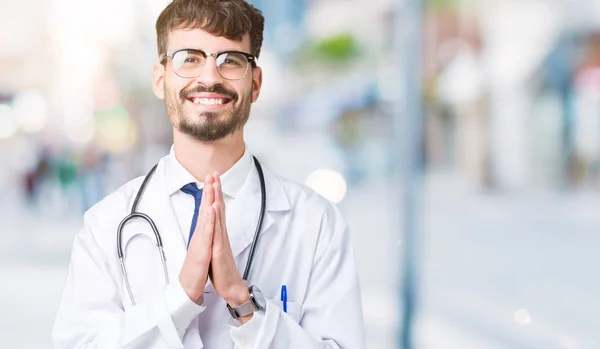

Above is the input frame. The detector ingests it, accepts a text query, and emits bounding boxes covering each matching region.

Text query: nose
[193,55,224,88]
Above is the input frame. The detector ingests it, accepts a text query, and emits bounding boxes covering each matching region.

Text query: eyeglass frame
[159,48,257,81]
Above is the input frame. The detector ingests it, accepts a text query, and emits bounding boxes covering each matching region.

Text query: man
[53,0,365,348]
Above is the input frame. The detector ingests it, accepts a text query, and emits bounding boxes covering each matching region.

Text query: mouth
[185,94,234,108]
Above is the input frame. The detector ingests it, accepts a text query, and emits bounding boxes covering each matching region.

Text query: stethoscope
[117,156,267,305]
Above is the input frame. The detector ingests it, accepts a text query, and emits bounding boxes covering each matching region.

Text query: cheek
[240,79,256,99]
[165,74,188,97]
[165,83,183,102]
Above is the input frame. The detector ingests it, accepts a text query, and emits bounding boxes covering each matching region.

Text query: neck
[173,130,245,182]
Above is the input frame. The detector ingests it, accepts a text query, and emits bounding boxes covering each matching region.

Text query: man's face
[152,28,262,142]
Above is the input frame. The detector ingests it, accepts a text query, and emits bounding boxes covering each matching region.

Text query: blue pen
[280,285,287,313]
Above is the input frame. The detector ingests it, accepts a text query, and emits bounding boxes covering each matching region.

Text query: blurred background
[1,0,599,347]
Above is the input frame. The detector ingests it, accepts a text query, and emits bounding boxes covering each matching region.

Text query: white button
[238,337,247,347]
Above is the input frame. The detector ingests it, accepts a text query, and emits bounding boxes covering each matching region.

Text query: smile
[191,97,226,105]
[185,93,234,107]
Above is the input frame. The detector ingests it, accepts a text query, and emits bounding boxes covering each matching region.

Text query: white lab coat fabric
[53,154,366,349]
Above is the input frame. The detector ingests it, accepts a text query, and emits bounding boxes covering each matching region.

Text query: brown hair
[156,0,264,59]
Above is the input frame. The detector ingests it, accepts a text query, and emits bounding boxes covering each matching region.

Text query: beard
[165,83,251,142]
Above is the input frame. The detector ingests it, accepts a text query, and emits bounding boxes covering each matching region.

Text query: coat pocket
[269,298,302,324]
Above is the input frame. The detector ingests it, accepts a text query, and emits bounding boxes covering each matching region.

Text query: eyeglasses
[160,48,256,81]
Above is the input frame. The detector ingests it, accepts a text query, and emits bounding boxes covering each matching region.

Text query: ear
[152,62,166,100]
[251,65,263,103]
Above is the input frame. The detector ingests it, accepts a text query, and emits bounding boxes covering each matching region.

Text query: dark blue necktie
[181,183,203,248]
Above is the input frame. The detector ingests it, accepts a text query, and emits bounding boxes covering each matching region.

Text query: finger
[191,192,210,248]
[199,181,215,222]
[212,173,222,203]
[197,177,209,220]
[212,174,226,223]
[194,176,215,247]
[205,175,215,206]
[191,206,215,260]
[212,181,225,218]
[214,203,232,260]
[212,202,223,251]
[217,198,231,245]
[204,206,215,242]
[211,174,229,244]
[204,208,215,288]
[201,174,215,200]
[213,172,221,186]
[206,174,215,186]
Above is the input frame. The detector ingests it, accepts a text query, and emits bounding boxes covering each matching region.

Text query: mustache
[180,84,237,101]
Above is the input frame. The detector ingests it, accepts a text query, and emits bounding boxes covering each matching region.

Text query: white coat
[52,153,366,349]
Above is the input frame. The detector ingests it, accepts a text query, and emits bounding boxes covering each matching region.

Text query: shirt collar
[165,145,252,199]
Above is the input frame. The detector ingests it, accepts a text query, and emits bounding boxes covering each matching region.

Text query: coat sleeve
[52,215,205,349]
[229,204,366,349]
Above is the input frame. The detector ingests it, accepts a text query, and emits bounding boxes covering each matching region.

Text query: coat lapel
[227,164,291,259]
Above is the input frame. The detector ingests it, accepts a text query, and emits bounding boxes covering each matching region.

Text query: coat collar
[165,145,253,200]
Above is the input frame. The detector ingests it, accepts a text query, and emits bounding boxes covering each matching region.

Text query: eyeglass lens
[171,50,250,80]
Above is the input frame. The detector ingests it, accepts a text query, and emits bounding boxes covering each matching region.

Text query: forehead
[167,28,251,53]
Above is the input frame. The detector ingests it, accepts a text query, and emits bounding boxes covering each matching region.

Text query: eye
[224,58,242,66]
[217,52,248,68]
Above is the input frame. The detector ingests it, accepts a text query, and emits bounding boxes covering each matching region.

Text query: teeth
[192,98,224,105]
